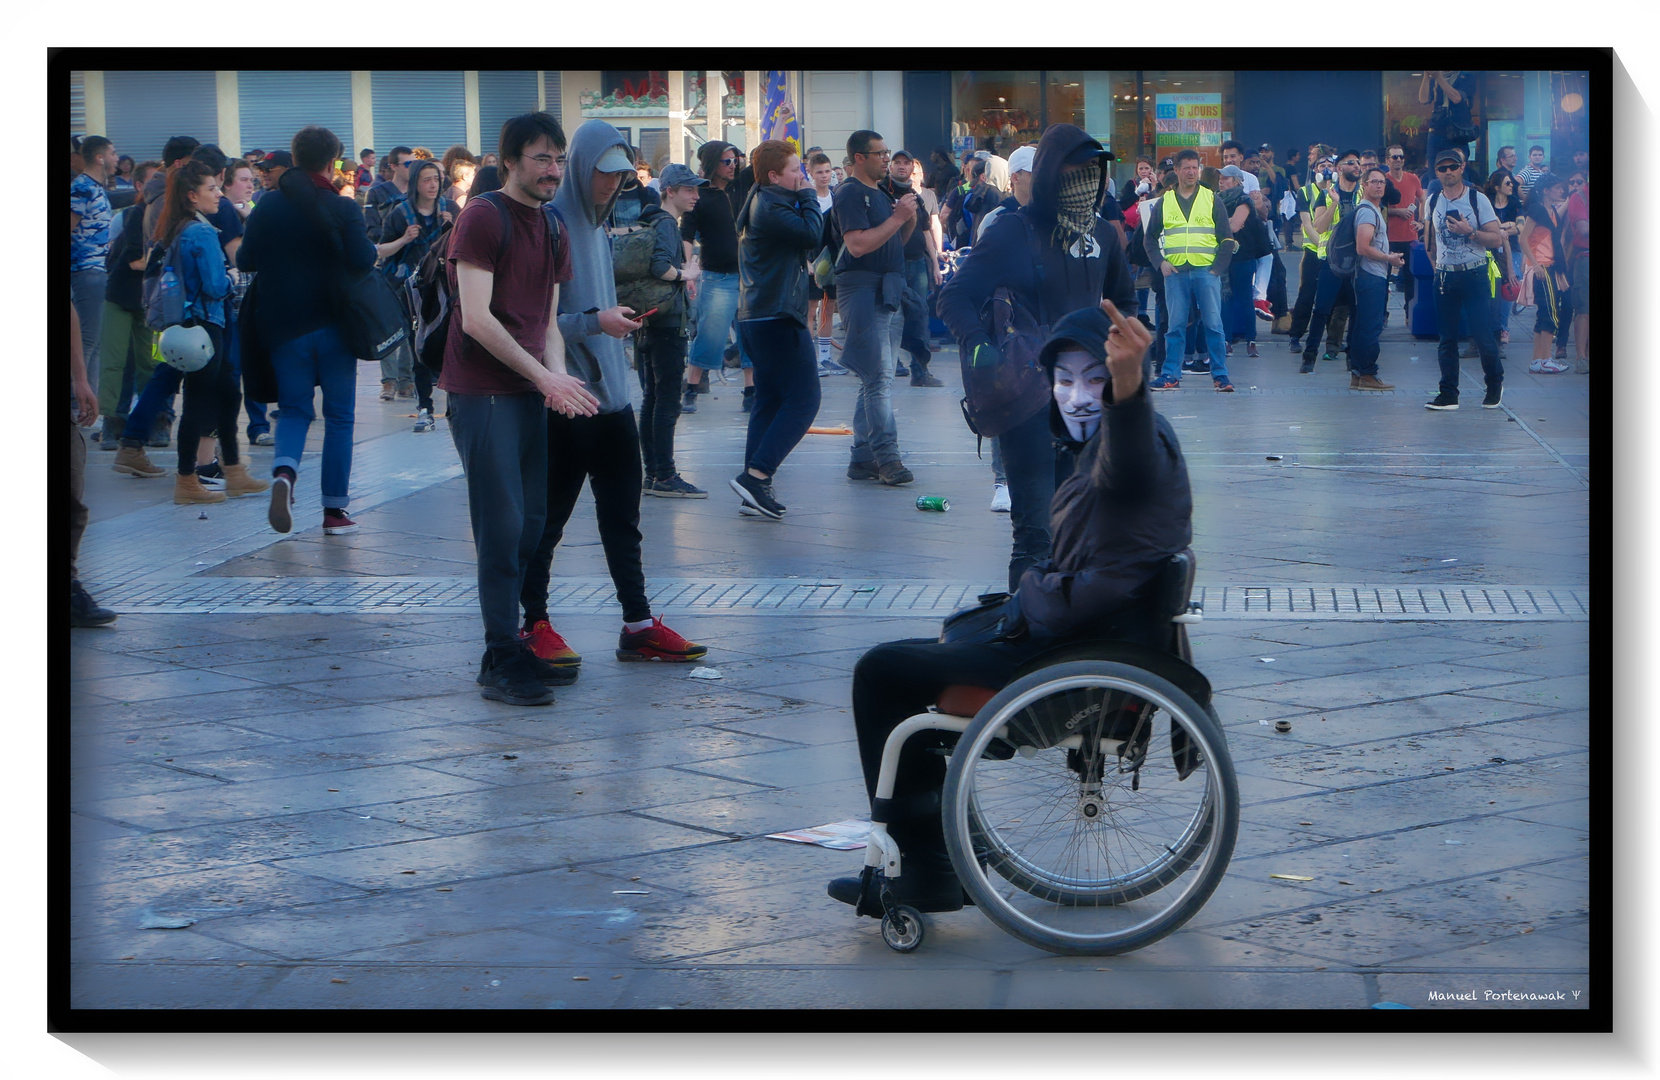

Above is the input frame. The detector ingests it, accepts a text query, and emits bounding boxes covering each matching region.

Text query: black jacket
[680,179,743,273]
[938,124,1137,350]
[237,169,377,348]
[1017,306,1193,640]
[736,183,824,327]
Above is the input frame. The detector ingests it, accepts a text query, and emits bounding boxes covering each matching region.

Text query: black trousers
[521,407,651,625]
[1268,249,1289,317]
[1289,249,1323,340]
[852,636,1050,855]
[174,323,241,475]
[636,325,688,481]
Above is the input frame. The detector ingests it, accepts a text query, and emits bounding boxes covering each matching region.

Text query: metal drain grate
[87,577,1590,621]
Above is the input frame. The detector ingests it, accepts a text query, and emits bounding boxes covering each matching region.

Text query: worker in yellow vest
[1143,148,1239,391]
[1298,149,1364,374]
[1287,162,1332,348]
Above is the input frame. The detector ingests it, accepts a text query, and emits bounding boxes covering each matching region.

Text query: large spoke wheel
[942,661,1238,956]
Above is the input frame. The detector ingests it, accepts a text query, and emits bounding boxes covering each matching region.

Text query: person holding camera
[1423,149,1505,410]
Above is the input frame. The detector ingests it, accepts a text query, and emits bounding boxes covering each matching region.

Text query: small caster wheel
[881,904,925,952]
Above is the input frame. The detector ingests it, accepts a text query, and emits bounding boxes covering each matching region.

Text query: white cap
[1007,145,1036,176]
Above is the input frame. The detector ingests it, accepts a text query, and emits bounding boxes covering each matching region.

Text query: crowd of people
[68,103,1591,710]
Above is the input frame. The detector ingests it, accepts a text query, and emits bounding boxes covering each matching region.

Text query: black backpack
[957,212,1054,440]
[1325,190,1362,277]
[611,206,680,327]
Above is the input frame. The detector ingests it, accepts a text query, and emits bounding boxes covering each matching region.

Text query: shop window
[1142,71,1235,170]
[952,71,1044,156]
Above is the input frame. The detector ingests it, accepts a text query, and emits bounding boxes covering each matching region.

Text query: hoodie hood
[1027,124,1110,232]
[554,120,631,227]
[1039,305,1114,444]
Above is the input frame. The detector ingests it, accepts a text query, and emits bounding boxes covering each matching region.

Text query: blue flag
[761,70,800,154]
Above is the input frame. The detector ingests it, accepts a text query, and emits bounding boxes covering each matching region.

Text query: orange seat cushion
[936,684,997,718]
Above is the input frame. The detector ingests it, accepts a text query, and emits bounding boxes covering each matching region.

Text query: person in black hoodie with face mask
[829,299,1191,915]
[938,124,1138,595]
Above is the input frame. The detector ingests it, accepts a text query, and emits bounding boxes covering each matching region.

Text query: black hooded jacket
[938,124,1137,350]
[1016,305,1193,640]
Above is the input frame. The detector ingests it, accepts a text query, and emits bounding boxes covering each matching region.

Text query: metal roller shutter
[545,71,561,119]
[103,70,218,163]
[238,71,354,159]
[476,70,538,154]
[70,70,85,137]
[371,71,466,154]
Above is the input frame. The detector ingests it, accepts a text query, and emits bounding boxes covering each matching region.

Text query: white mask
[1052,349,1106,442]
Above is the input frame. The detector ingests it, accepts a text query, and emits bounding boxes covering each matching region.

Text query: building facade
[69,67,1591,183]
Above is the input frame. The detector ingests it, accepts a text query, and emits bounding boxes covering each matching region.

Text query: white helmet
[159,323,215,372]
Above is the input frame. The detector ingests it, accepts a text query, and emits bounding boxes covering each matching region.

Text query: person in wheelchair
[830,299,1192,914]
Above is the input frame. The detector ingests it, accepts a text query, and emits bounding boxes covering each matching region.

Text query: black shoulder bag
[295,180,408,361]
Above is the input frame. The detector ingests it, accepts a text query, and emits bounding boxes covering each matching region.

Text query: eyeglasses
[1435,163,1462,172]
[1388,154,1405,160]
[857,149,892,159]
[1338,160,1359,168]
[526,153,568,167]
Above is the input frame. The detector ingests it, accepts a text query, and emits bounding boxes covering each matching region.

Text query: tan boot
[1354,374,1395,390]
[380,380,397,401]
[222,463,270,498]
[174,472,227,505]
[112,444,168,478]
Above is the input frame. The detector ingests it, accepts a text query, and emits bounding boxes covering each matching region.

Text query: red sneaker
[519,619,581,668]
[616,616,708,663]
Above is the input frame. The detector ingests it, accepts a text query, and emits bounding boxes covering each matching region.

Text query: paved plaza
[66,276,1595,1012]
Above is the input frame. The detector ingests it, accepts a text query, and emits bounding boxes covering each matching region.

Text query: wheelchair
[856,549,1239,956]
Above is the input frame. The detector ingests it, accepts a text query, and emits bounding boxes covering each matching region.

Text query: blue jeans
[739,318,821,477]
[121,362,183,446]
[1160,270,1228,383]
[1349,272,1388,377]
[688,270,751,372]
[1227,262,1256,342]
[1434,267,1502,399]
[838,282,901,467]
[222,313,269,439]
[272,325,358,509]
[71,269,108,404]
[994,405,1076,592]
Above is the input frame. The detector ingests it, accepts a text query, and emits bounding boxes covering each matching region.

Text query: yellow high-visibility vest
[1316,182,1359,259]
[1159,186,1218,267]
[1300,183,1321,252]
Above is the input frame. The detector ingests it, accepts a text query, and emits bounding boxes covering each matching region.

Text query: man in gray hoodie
[519,120,708,665]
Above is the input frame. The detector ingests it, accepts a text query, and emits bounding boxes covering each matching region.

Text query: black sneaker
[894,361,910,378]
[730,472,785,519]
[1425,393,1460,411]
[1298,359,1316,374]
[196,459,224,487]
[847,461,881,481]
[1190,359,1211,375]
[740,386,755,413]
[1181,356,1199,373]
[1482,385,1503,409]
[70,580,117,627]
[477,648,555,705]
[680,388,698,414]
[649,474,708,499]
[1288,338,1302,352]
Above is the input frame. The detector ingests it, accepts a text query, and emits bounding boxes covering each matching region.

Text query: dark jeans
[853,636,1047,854]
[1227,261,1256,342]
[449,392,549,651]
[900,257,933,360]
[522,407,651,626]
[1434,266,1502,399]
[1301,264,1357,363]
[224,315,269,439]
[636,325,688,481]
[120,362,183,449]
[994,405,1076,593]
[1349,272,1388,377]
[1289,249,1323,340]
[739,318,821,478]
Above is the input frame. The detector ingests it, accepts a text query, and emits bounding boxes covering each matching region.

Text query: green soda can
[915,495,950,512]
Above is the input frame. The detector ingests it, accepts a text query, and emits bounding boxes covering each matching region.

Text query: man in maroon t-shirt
[442,112,600,707]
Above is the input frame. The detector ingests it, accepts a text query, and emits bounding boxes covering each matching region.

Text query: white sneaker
[990,483,1011,513]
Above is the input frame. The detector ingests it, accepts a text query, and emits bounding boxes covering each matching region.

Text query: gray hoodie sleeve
[557,310,603,347]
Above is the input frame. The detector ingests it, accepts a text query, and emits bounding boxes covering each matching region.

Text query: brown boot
[174,472,227,505]
[380,380,397,401]
[112,444,168,478]
[222,463,270,497]
[1353,374,1395,391]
